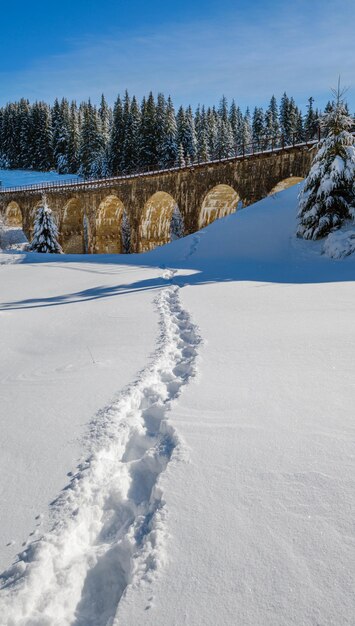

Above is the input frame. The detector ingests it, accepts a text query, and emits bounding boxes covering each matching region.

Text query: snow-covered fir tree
[265,95,280,140]
[304,97,319,140]
[298,90,355,240]
[78,101,105,178]
[29,199,63,253]
[122,95,141,173]
[107,95,124,176]
[242,108,252,149]
[140,92,157,169]
[216,118,234,158]
[0,90,331,176]
[252,107,265,148]
[177,143,186,167]
[160,96,178,167]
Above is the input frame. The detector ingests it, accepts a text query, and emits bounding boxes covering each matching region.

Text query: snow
[323,223,355,259]
[1,183,355,625]
[0,169,80,189]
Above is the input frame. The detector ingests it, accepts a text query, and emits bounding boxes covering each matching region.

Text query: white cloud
[0,2,354,111]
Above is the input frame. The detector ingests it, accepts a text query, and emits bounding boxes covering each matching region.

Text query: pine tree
[216,118,234,158]
[252,107,265,149]
[140,92,157,169]
[68,101,80,173]
[184,106,197,162]
[155,93,167,166]
[304,97,319,140]
[177,143,186,167]
[160,96,178,167]
[30,102,53,170]
[206,107,218,159]
[298,89,355,240]
[196,105,210,162]
[78,101,105,178]
[265,95,279,143]
[242,108,252,150]
[30,199,62,253]
[279,92,293,144]
[18,99,32,168]
[122,95,141,173]
[107,95,124,176]
[52,98,71,173]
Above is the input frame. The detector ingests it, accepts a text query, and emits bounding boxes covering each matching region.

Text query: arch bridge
[0,142,314,254]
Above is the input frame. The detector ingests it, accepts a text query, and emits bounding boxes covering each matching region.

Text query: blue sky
[1,0,354,112]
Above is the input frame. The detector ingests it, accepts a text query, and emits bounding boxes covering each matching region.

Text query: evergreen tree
[186,106,197,162]
[68,101,80,173]
[107,94,124,175]
[18,99,32,168]
[140,92,157,169]
[279,92,292,143]
[265,95,279,142]
[252,106,265,148]
[177,143,186,167]
[218,95,229,124]
[295,107,304,142]
[207,107,219,158]
[216,118,234,158]
[78,101,105,178]
[98,93,111,147]
[52,98,71,173]
[30,102,53,170]
[160,96,178,167]
[242,108,252,149]
[304,96,319,139]
[30,199,62,253]
[155,92,167,165]
[298,91,355,240]
[196,105,210,162]
[122,95,141,173]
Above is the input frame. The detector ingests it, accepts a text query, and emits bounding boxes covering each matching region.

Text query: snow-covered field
[0,184,354,625]
[0,169,80,189]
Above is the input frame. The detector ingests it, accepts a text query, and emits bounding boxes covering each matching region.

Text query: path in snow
[0,263,200,626]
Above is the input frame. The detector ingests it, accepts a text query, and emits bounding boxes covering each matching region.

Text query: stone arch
[268,177,304,196]
[5,201,23,227]
[199,184,240,229]
[60,197,85,254]
[138,191,179,252]
[95,194,125,253]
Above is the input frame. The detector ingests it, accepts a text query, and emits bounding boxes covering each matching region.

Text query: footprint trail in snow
[0,254,200,626]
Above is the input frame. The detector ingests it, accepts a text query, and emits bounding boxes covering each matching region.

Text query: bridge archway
[61,198,85,254]
[199,184,240,229]
[96,195,125,253]
[5,201,23,227]
[268,177,304,196]
[138,191,179,252]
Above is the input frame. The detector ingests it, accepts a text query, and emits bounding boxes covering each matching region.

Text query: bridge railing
[0,127,342,196]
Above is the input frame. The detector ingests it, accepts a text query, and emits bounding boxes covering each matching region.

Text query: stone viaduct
[0,142,314,254]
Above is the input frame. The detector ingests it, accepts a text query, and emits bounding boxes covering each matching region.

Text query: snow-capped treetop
[297,91,355,240]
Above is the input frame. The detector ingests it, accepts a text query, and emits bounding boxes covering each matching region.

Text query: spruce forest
[0,92,323,179]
